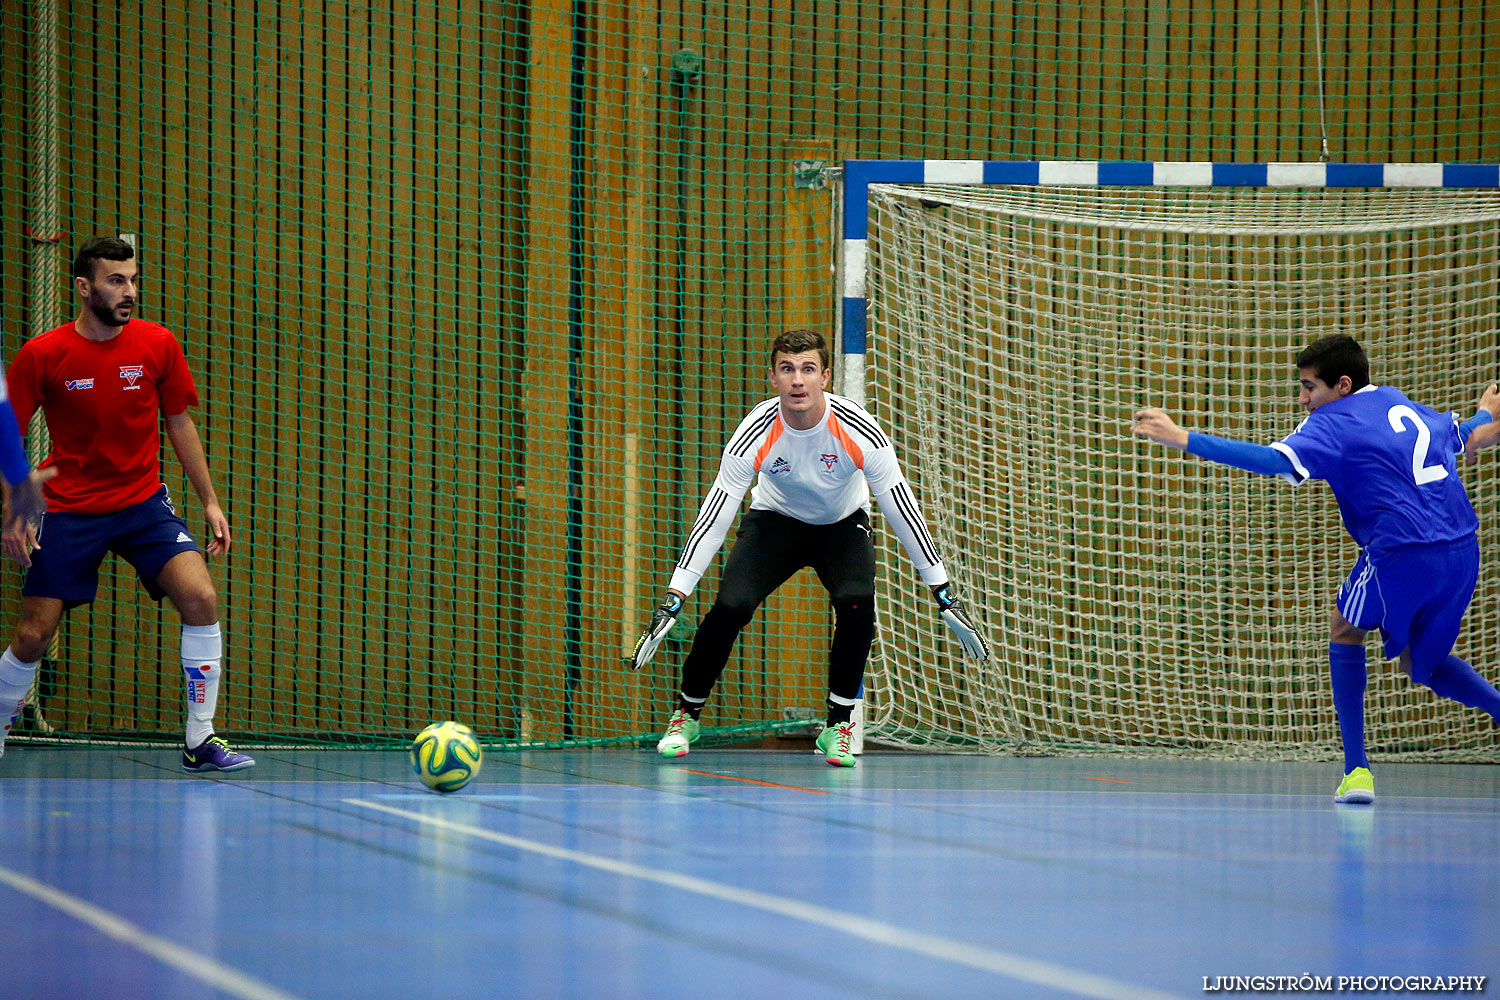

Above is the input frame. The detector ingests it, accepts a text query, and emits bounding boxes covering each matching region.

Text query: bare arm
[1,468,57,567]
[1130,408,1190,450]
[164,410,230,556]
[1480,383,1500,419]
[1465,423,1500,465]
[1463,384,1500,466]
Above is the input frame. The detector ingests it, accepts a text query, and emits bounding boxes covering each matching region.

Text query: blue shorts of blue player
[1335,538,1478,685]
[22,486,200,609]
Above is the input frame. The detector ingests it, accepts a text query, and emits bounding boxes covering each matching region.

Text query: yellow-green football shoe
[1335,766,1374,804]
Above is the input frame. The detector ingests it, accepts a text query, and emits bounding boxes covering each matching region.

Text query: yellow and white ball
[410,721,483,792]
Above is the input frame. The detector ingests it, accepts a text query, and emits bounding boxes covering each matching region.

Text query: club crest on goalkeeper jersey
[1269,384,1477,554]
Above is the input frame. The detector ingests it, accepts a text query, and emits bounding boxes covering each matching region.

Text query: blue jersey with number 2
[1269,384,1477,554]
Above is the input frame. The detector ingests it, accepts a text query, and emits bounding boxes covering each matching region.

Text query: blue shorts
[1336,539,1479,682]
[24,487,201,610]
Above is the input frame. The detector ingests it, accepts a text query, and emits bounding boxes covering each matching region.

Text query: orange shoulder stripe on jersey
[826,411,865,467]
[753,415,786,471]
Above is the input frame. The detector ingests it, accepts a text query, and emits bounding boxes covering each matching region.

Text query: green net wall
[1,0,1497,748]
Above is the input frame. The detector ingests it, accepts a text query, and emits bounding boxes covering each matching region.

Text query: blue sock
[1329,642,1369,773]
[1424,656,1500,723]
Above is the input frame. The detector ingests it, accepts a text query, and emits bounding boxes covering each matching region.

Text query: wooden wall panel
[616,0,667,737]
[330,0,374,734]
[522,0,575,743]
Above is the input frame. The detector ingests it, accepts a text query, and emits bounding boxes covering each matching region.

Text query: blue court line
[346,797,1184,1000]
[0,863,306,1000]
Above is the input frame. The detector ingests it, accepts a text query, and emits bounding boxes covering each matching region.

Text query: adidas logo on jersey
[175,532,192,543]
[768,457,792,476]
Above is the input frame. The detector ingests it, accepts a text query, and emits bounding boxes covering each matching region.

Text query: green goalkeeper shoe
[815,721,857,767]
[1335,766,1375,804]
[656,709,700,758]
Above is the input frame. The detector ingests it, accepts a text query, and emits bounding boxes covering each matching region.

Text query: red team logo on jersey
[821,453,839,470]
[119,365,145,389]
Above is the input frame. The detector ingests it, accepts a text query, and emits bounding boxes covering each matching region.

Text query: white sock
[0,646,41,754]
[181,623,223,748]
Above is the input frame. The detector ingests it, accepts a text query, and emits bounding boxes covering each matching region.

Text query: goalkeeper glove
[932,582,989,662]
[630,592,683,670]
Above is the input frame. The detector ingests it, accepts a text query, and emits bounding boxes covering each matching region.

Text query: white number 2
[1387,404,1449,485]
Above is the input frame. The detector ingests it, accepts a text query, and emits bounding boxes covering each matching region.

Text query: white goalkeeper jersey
[667,394,948,596]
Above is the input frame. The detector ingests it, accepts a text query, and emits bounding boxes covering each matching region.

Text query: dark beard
[88,299,128,328]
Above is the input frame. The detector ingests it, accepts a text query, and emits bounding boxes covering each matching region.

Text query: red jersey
[7,319,200,513]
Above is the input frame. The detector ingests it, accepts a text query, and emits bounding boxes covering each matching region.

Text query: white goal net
[861,182,1500,760]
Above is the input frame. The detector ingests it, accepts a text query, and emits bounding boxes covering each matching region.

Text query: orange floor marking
[678,769,831,795]
[1083,776,1137,784]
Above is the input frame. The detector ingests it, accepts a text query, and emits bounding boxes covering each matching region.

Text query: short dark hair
[72,235,135,280]
[770,328,830,371]
[1296,334,1369,391]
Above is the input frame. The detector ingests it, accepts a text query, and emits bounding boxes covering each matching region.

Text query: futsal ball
[410,721,483,792]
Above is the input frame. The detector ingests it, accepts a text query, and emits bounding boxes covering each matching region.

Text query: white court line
[0,863,306,1000]
[347,798,1184,1000]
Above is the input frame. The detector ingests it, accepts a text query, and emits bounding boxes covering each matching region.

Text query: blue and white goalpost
[837,160,1500,759]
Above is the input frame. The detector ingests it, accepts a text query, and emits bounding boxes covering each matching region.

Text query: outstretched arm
[1130,408,1189,450]
[1132,408,1294,477]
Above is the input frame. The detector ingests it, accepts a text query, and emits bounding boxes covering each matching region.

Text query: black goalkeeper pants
[679,508,877,705]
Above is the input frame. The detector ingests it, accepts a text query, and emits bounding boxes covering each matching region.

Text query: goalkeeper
[630,328,987,767]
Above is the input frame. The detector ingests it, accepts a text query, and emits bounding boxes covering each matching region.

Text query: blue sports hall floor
[1,744,1496,999]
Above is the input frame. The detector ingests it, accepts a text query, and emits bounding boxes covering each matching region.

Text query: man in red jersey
[0,235,252,771]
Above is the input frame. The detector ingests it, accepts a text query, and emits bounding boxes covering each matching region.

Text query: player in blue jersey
[0,378,53,752]
[0,385,49,532]
[1132,334,1500,804]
